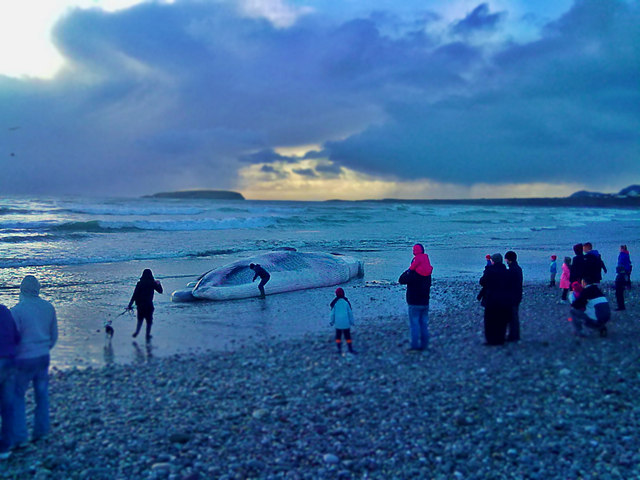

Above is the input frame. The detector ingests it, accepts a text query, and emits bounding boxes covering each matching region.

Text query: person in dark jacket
[479,253,513,346]
[582,242,607,283]
[505,251,523,342]
[249,264,271,298]
[127,269,163,340]
[0,305,20,458]
[617,245,632,288]
[614,266,626,311]
[569,243,586,283]
[398,245,432,351]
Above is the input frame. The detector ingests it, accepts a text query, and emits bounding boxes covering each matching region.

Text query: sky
[0,0,638,200]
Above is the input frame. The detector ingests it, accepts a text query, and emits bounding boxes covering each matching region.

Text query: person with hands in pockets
[330,288,356,354]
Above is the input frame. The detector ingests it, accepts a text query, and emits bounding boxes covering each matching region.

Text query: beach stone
[252,408,269,419]
[323,453,340,464]
[169,433,191,444]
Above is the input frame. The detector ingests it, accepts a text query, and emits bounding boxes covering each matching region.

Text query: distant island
[144,190,245,200]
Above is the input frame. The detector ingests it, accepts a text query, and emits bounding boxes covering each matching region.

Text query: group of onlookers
[554,243,631,337]
[477,251,523,345]
[0,276,58,459]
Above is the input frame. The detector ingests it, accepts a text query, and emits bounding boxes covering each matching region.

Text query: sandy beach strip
[2,280,639,479]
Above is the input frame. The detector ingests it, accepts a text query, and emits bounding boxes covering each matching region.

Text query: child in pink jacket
[559,256,571,302]
[409,244,433,277]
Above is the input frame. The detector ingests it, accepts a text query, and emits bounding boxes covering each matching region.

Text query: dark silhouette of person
[249,264,270,298]
[505,250,523,342]
[570,243,586,283]
[127,269,162,341]
[479,253,513,345]
[583,242,607,283]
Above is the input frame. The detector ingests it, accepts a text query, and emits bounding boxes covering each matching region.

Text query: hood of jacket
[20,275,41,298]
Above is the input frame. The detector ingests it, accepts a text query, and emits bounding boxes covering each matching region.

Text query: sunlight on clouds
[239,0,313,28]
[0,0,161,78]
[274,144,322,157]
[238,157,583,201]
[239,160,399,201]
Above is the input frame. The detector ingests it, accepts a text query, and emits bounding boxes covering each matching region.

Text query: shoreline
[4,280,640,478]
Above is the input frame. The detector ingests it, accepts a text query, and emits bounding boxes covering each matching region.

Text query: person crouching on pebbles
[569,277,611,337]
[330,288,356,354]
[249,263,270,298]
[127,269,163,341]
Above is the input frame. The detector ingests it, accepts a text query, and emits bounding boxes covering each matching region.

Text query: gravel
[2,280,639,479]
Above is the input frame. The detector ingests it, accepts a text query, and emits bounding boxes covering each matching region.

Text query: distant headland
[372,185,640,207]
[144,190,245,200]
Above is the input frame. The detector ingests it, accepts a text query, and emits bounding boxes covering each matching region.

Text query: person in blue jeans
[0,305,20,459]
[10,276,58,446]
[398,244,433,351]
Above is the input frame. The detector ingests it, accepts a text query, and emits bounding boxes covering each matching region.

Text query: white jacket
[330,298,354,329]
[11,276,58,360]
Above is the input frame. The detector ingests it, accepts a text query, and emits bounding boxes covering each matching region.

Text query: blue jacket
[0,305,20,359]
[330,298,354,329]
[618,251,631,272]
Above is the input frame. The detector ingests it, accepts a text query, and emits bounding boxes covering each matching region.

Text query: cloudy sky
[1,0,638,200]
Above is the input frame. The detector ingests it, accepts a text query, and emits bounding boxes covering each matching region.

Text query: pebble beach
[2,279,639,480]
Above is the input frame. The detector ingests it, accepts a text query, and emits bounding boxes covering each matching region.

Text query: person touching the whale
[250,263,271,298]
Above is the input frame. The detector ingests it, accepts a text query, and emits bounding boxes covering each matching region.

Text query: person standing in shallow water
[479,253,512,346]
[398,244,433,351]
[249,263,270,298]
[11,275,58,446]
[127,269,163,341]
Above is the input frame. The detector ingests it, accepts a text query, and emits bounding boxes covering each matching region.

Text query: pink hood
[410,244,433,276]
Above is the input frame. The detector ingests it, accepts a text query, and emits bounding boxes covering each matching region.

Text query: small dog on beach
[104,318,114,340]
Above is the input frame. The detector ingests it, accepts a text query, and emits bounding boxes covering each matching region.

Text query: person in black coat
[570,243,586,283]
[249,264,271,298]
[583,242,607,283]
[127,269,163,340]
[505,251,523,342]
[479,253,513,345]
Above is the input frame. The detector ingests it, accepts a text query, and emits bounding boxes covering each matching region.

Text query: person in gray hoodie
[0,305,20,458]
[10,276,58,445]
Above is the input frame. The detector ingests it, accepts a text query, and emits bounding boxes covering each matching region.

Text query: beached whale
[171,250,364,302]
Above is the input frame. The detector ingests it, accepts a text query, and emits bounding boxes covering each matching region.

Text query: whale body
[171,250,364,302]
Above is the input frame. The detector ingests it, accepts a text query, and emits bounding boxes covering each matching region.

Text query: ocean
[1,195,638,368]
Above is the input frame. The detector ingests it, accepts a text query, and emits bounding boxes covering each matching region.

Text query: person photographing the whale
[250,263,271,298]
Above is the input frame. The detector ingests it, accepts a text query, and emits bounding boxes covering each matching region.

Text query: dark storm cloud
[292,168,317,177]
[260,164,288,179]
[451,3,506,35]
[239,149,298,164]
[315,162,343,176]
[0,0,637,195]
[327,0,640,187]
